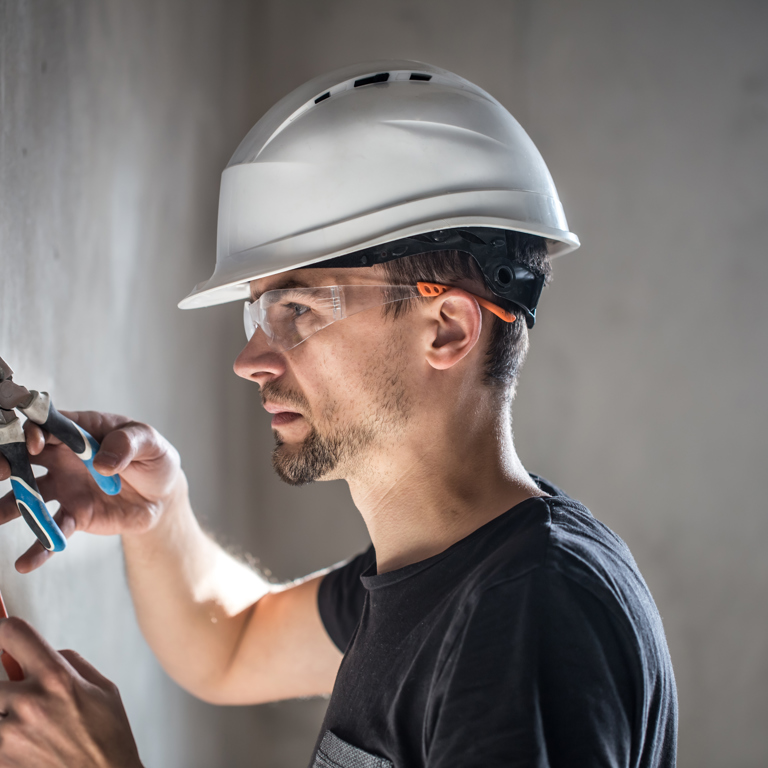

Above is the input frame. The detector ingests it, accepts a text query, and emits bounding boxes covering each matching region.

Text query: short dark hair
[378,232,551,393]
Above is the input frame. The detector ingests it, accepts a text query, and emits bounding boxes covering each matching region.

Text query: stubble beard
[271,420,376,486]
[265,341,412,486]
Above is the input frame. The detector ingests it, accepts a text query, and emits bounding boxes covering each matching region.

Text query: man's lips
[263,402,301,414]
[271,412,303,427]
[263,403,304,427]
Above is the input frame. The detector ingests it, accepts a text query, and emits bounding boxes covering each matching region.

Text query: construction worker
[0,61,677,767]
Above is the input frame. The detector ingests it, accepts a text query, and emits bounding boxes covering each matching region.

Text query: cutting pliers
[0,356,121,552]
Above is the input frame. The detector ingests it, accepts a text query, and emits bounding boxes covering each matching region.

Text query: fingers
[58,650,114,690]
[0,423,52,480]
[24,410,135,467]
[0,489,21,526]
[92,427,136,476]
[14,412,178,493]
[0,633,141,768]
[92,422,154,476]
[57,410,132,443]
[14,510,76,575]
[0,618,63,682]
[10,412,133,466]
[92,421,176,478]
[0,678,33,714]
[22,421,57,456]
[0,627,107,691]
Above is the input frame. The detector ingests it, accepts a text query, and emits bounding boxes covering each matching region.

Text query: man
[0,61,677,767]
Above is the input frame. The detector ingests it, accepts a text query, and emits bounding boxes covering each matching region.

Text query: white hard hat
[179,60,579,323]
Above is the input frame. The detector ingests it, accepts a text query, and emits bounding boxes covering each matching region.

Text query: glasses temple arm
[416,282,516,324]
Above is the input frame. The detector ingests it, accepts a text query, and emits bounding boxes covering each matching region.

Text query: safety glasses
[243,282,515,351]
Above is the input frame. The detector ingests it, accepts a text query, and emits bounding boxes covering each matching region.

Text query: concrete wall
[0,2,273,765]
[2,1,766,766]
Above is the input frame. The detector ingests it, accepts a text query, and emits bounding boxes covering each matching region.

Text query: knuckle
[56,512,77,537]
[133,422,166,457]
[14,696,38,720]
[41,665,75,695]
[103,678,120,697]
[12,686,46,721]
[135,421,159,447]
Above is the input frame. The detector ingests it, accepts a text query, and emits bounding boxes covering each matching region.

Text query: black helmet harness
[308,227,547,328]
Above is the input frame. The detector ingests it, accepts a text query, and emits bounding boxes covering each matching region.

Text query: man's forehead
[249,265,382,300]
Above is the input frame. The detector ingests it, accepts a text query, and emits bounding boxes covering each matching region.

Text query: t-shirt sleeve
[425,568,636,768]
[317,546,375,653]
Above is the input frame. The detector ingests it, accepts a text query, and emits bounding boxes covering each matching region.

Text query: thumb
[92,422,160,476]
[59,649,114,690]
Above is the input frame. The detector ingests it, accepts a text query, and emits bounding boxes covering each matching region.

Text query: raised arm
[121,476,342,703]
[0,413,342,704]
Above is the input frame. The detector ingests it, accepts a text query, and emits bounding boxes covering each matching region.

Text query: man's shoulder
[452,482,673,681]
[468,484,627,582]
[462,484,653,633]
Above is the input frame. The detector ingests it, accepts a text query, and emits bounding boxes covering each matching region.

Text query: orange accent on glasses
[417,282,516,323]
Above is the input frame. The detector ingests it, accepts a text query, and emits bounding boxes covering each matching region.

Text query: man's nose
[233,331,286,384]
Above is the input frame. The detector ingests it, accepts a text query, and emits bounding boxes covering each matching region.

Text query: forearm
[121,472,271,700]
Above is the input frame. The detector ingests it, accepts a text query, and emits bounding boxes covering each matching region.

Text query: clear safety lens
[243,284,422,350]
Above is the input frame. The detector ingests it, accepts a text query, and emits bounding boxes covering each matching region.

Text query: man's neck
[345,404,547,575]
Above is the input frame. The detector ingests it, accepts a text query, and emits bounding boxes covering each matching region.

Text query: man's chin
[271,429,341,486]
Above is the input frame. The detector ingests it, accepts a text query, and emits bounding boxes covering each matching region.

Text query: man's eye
[285,302,311,318]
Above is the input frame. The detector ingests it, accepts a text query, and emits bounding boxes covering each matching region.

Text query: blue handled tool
[0,416,67,552]
[0,356,121,552]
[18,391,121,497]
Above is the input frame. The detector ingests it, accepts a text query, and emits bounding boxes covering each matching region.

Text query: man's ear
[424,289,483,371]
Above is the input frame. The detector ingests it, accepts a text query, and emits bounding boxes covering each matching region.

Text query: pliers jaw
[0,356,13,382]
[0,355,122,554]
[0,406,21,433]
[0,355,68,552]
[0,357,33,451]
[0,356,25,440]
[0,356,34,412]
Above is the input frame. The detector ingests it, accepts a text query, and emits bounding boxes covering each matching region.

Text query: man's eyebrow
[251,277,314,302]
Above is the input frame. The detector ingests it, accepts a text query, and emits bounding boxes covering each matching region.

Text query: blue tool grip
[79,431,121,496]
[0,441,66,552]
[28,397,122,496]
[9,477,67,552]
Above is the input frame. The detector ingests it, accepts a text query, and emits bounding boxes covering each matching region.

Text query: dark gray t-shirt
[313,477,677,768]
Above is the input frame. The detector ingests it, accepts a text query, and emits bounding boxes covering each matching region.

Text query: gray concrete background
[1,1,767,766]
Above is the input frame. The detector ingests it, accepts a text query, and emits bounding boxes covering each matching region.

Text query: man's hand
[0,411,184,572]
[0,618,143,768]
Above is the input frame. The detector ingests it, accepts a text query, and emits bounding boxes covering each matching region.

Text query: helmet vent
[354,72,390,87]
[314,91,331,104]
[409,73,432,81]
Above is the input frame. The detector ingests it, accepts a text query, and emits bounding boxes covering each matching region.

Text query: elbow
[169,602,263,705]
